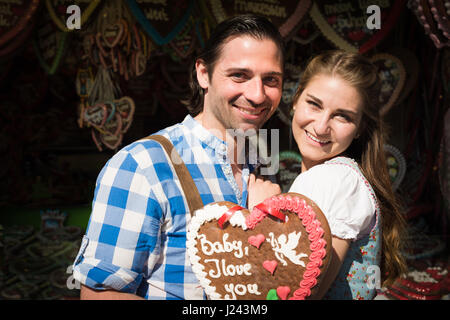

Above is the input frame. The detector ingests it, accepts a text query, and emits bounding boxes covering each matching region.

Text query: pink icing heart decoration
[248,234,265,249]
[277,286,291,300]
[309,0,406,53]
[187,193,332,300]
[263,260,278,275]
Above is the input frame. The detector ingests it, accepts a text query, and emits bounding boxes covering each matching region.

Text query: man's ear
[196,60,209,89]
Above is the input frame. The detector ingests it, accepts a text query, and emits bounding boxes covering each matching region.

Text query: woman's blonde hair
[293,50,407,286]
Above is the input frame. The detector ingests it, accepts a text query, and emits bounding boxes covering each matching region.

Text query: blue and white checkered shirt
[73,115,256,299]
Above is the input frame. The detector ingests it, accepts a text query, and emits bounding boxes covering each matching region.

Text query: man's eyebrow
[225,68,283,77]
[265,71,283,77]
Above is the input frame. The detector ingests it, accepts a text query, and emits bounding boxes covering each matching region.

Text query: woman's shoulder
[289,156,376,212]
[294,157,361,185]
[289,157,378,240]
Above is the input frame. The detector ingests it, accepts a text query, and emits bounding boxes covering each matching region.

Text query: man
[73,14,284,300]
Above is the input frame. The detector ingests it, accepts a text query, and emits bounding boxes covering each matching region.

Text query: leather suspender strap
[144,134,203,215]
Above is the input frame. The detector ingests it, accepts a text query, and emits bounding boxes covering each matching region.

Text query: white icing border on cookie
[187,203,248,299]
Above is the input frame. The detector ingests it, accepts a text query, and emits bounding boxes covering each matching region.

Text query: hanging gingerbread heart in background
[125,0,195,45]
[309,0,406,53]
[79,1,151,81]
[370,53,406,116]
[45,0,101,32]
[293,15,321,45]
[386,47,419,105]
[83,96,135,151]
[83,103,107,129]
[429,0,450,39]
[114,96,135,133]
[0,0,40,59]
[33,10,68,75]
[100,112,123,150]
[408,0,450,49]
[276,59,302,126]
[77,66,137,151]
[204,0,311,39]
[275,151,303,193]
[275,39,312,127]
[384,144,407,191]
[0,0,40,47]
[187,193,332,300]
[166,17,198,61]
[102,22,124,48]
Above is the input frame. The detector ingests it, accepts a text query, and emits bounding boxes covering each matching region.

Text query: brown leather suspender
[144,135,204,215]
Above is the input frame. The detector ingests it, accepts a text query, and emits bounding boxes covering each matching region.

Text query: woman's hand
[247,174,281,211]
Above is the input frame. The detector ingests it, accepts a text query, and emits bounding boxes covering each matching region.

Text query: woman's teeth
[306,131,330,144]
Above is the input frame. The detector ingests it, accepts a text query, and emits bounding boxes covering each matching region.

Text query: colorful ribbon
[218,205,244,229]
[254,203,286,222]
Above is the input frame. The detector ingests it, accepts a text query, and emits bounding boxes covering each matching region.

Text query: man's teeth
[306,131,330,144]
[238,107,262,115]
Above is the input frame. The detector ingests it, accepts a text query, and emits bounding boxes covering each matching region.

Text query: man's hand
[247,174,281,211]
[80,285,145,300]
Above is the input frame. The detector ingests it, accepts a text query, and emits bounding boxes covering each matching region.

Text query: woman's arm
[314,236,351,299]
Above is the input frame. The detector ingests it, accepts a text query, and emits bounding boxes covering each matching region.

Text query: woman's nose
[244,78,266,105]
[314,113,331,135]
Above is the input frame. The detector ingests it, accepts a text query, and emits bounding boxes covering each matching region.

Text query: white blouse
[289,157,377,241]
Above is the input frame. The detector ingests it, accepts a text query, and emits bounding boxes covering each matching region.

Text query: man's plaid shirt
[73,115,256,299]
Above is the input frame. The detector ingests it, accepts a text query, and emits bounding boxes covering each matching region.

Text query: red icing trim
[218,205,244,229]
[247,195,328,300]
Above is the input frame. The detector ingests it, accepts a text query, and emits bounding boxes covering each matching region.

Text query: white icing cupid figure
[267,231,308,266]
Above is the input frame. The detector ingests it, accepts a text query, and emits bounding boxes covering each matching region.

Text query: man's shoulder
[116,121,190,167]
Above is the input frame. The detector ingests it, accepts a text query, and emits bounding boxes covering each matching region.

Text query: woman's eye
[335,113,352,122]
[307,100,321,108]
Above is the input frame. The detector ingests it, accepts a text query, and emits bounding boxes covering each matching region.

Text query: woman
[249,50,407,299]
[288,50,407,299]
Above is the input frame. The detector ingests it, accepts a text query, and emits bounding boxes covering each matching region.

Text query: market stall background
[0,0,448,300]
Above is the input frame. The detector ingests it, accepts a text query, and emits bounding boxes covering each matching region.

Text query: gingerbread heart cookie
[204,0,311,39]
[309,0,406,53]
[187,193,332,300]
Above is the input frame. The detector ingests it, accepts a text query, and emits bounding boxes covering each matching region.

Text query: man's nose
[244,78,266,105]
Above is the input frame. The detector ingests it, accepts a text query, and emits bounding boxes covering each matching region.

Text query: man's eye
[231,73,246,80]
[264,77,280,87]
